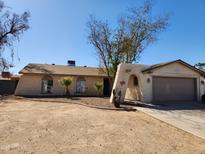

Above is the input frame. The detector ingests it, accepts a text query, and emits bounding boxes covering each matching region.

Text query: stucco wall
[110,62,204,103]
[15,74,104,96]
[110,63,145,103]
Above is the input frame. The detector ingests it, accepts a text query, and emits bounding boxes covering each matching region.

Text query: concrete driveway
[134,102,205,140]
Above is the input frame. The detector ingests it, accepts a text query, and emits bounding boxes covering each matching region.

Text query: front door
[76,80,86,93]
[103,78,110,96]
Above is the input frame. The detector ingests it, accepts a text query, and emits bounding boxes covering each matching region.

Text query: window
[76,77,86,93]
[41,76,53,94]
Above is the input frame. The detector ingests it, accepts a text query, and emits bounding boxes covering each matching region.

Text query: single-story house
[110,59,205,103]
[15,63,111,97]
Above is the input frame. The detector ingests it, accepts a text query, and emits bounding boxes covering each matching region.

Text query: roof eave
[19,72,108,77]
[142,59,205,76]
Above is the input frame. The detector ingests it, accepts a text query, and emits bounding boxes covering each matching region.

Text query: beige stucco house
[110,60,205,103]
[15,63,111,97]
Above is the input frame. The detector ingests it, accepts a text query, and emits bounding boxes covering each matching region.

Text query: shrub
[94,81,103,96]
[59,77,73,98]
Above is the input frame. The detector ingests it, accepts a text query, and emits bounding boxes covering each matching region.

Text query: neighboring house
[15,63,111,97]
[110,59,205,103]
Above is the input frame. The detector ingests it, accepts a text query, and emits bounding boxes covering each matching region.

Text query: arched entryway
[125,75,142,101]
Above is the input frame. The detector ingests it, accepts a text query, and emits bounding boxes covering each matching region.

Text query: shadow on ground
[7,97,137,112]
[123,100,205,111]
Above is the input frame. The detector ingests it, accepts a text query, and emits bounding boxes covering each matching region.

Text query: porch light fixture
[201,80,205,85]
[147,78,151,83]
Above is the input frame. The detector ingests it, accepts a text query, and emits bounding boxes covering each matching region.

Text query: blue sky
[3,0,205,74]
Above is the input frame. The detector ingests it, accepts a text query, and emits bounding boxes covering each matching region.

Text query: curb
[25,98,137,111]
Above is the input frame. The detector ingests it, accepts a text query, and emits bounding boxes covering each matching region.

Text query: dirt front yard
[0,98,205,154]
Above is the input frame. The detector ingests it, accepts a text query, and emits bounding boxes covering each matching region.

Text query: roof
[142,59,205,76]
[19,63,108,77]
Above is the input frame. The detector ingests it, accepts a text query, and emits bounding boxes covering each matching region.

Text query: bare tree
[0,57,13,72]
[0,0,30,72]
[87,1,169,78]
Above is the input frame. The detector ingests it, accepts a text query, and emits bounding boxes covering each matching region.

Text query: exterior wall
[110,63,145,103]
[110,62,204,103]
[201,77,205,98]
[15,74,42,96]
[15,74,104,96]
[204,78,205,94]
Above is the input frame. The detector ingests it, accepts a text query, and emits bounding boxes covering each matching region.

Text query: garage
[153,77,197,102]
[111,59,205,103]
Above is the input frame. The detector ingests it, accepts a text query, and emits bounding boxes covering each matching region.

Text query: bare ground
[0,98,205,154]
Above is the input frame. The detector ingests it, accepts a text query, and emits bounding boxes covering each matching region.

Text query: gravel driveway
[135,102,205,140]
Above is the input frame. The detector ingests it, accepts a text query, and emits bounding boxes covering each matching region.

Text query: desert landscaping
[0,97,205,154]
[0,0,205,154]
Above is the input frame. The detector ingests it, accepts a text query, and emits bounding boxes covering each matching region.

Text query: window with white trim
[41,76,53,94]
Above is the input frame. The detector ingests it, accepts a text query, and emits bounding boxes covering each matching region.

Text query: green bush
[59,77,73,98]
[94,81,103,96]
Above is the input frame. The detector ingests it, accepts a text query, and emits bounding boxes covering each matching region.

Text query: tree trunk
[65,86,70,99]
